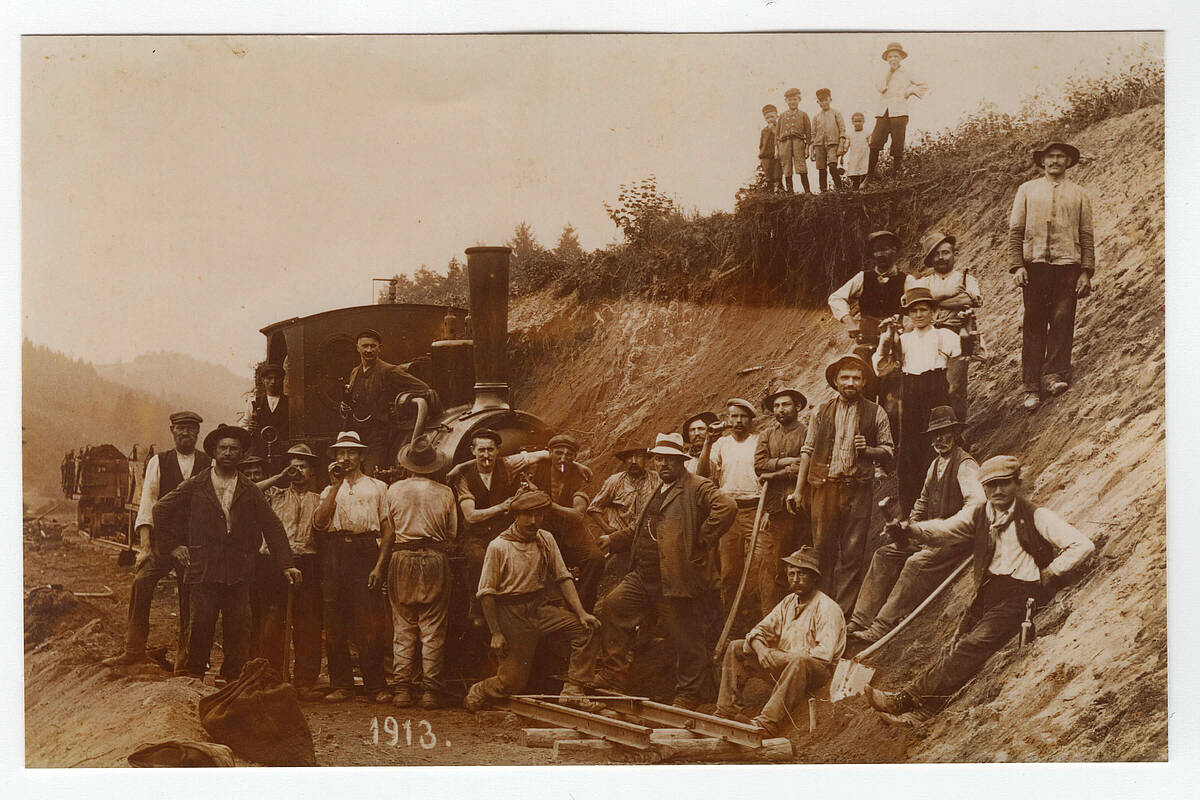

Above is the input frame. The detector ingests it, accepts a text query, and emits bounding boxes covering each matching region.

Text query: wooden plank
[553,737,793,763]
[501,696,654,750]
[600,698,764,748]
[523,728,696,748]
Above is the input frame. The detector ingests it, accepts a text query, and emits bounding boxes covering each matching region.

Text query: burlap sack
[196,658,316,766]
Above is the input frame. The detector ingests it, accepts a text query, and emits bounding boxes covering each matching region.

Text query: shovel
[282,582,295,683]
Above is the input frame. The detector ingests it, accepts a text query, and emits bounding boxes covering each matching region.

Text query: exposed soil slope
[510,104,1166,761]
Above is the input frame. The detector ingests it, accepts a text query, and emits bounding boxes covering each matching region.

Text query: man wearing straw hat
[865,41,928,184]
[715,547,845,736]
[593,433,736,708]
[847,406,983,646]
[1008,141,1095,411]
[312,430,393,703]
[249,443,325,696]
[866,455,1093,723]
[786,354,893,616]
[754,387,810,616]
[385,436,456,710]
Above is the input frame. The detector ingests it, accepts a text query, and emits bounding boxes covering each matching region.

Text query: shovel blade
[830,659,876,702]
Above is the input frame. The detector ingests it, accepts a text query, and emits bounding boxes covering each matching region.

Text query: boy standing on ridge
[776,88,812,194]
[810,88,847,192]
[844,112,871,189]
[759,105,783,192]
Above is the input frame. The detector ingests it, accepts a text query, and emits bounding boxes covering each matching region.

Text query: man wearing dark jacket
[154,424,299,682]
[593,433,737,708]
[867,455,1093,723]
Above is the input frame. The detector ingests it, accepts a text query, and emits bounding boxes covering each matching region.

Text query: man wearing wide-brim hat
[593,433,737,708]
[715,547,845,736]
[587,441,658,573]
[786,353,894,617]
[865,41,928,185]
[152,423,300,683]
[847,406,984,647]
[753,387,811,616]
[1008,140,1095,411]
[312,430,395,703]
[383,436,456,709]
[866,454,1094,724]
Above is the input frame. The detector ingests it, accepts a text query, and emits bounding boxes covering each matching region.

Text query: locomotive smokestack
[465,246,512,412]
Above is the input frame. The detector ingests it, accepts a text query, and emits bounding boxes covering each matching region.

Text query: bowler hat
[825,353,876,392]
[326,430,369,456]
[681,411,719,441]
[648,433,690,459]
[726,398,757,419]
[781,546,821,577]
[510,491,552,512]
[762,387,808,413]
[978,455,1021,485]
[920,231,957,267]
[867,230,900,249]
[169,410,203,427]
[1032,142,1080,168]
[924,405,963,434]
[900,286,936,310]
[398,435,450,475]
[547,433,580,454]
[203,424,252,456]
[260,363,285,377]
[881,42,908,61]
[286,443,319,460]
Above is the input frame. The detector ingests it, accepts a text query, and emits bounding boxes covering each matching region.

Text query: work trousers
[754,510,808,617]
[387,549,450,693]
[898,369,950,515]
[809,479,874,617]
[850,541,970,636]
[908,574,1042,709]
[718,504,764,633]
[250,553,323,685]
[471,594,599,701]
[178,581,252,681]
[322,535,389,692]
[548,523,605,612]
[718,640,832,730]
[596,570,713,704]
[869,113,909,158]
[124,552,189,660]
[1021,262,1082,393]
[777,138,807,176]
[759,157,782,190]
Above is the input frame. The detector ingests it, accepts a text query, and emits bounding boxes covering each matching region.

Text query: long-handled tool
[713,489,767,664]
[282,582,295,683]
[1019,596,1036,647]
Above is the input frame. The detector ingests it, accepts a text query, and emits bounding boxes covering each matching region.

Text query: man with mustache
[754,388,810,616]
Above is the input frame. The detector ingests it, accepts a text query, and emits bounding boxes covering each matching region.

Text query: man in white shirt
[867,455,1094,723]
[313,430,394,703]
[698,398,763,623]
[104,411,210,668]
[865,41,928,183]
[716,547,845,736]
[907,232,983,422]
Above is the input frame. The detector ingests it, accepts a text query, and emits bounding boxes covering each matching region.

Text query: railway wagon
[75,444,134,545]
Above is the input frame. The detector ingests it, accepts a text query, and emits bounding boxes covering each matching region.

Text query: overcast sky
[22,32,1161,374]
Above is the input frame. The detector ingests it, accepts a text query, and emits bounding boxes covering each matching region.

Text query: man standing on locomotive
[104,411,210,669]
[339,329,436,474]
[242,362,289,464]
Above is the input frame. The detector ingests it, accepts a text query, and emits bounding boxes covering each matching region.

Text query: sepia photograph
[16,25,1172,776]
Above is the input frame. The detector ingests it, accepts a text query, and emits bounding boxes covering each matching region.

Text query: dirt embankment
[510,104,1165,761]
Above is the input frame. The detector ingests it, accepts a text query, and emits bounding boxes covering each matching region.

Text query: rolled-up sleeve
[746,601,784,649]
[134,455,161,530]
[828,273,863,322]
[1035,508,1095,578]
[956,459,986,506]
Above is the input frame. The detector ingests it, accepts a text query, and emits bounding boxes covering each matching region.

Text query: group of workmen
[101,138,1098,736]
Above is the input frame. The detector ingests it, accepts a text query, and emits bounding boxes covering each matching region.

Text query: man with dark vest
[866,454,1093,723]
[786,354,894,616]
[526,433,605,612]
[103,411,210,668]
[339,328,436,473]
[243,362,289,463]
[848,407,984,645]
[154,424,299,683]
[593,433,737,708]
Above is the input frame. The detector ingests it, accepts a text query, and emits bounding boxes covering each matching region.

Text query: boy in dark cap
[776,88,812,194]
[759,104,783,192]
[811,88,847,192]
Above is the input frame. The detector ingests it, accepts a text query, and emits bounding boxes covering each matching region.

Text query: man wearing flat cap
[1008,141,1095,411]
[698,398,764,624]
[682,411,719,473]
[716,547,845,736]
[787,353,894,616]
[593,433,737,708]
[340,328,437,473]
[242,361,289,463]
[754,388,810,616]
[153,424,300,682]
[385,436,457,709]
[866,41,928,184]
[465,490,604,713]
[525,432,604,611]
[104,410,211,668]
[867,454,1093,723]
